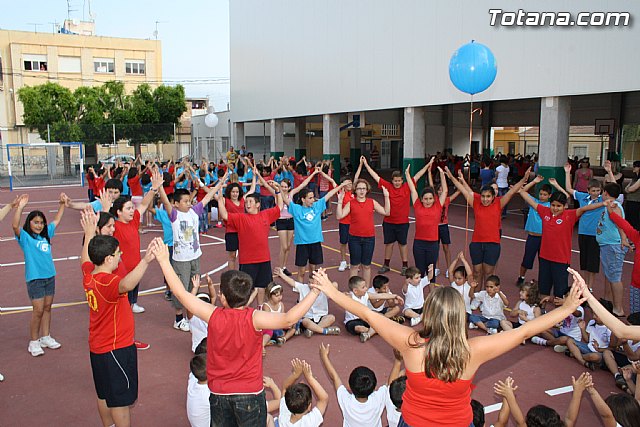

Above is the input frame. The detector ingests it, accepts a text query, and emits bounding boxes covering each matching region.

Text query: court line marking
[545,385,573,396]
[484,402,502,414]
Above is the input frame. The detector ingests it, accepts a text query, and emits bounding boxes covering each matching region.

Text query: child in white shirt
[186,354,210,427]
[402,266,432,327]
[369,275,404,322]
[320,343,388,427]
[530,291,585,351]
[469,275,509,334]
[188,274,216,352]
[566,310,613,371]
[279,358,328,427]
[345,276,401,343]
[447,252,475,315]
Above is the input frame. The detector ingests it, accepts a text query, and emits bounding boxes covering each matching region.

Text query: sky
[0,0,231,111]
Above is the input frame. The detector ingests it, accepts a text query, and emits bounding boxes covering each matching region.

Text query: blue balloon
[449,41,497,95]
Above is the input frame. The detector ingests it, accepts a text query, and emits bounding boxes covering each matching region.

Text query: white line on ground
[545,385,574,396]
[484,402,503,414]
[139,262,229,295]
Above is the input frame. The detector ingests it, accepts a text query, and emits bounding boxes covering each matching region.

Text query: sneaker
[553,345,568,353]
[378,265,391,274]
[282,268,292,277]
[360,332,370,343]
[391,315,406,324]
[487,328,498,335]
[134,340,150,350]
[434,268,441,277]
[132,303,145,314]
[28,340,44,357]
[174,318,190,332]
[401,266,408,276]
[531,336,546,346]
[410,317,422,327]
[338,261,348,272]
[516,276,525,286]
[304,329,314,338]
[164,290,172,301]
[325,326,341,335]
[468,322,478,329]
[0,372,4,382]
[215,222,223,228]
[39,335,61,349]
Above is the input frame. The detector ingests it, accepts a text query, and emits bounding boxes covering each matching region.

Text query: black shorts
[276,218,294,231]
[90,344,138,408]
[382,222,409,245]
[578,234,600,273]
[438,224,451,245]
[295,242,324,267]
[404,307,424,315]
[240,261,272,289]
[538,257,569,297]
[469,242,501,266]
[521,234,542,270]
[339,223,350,245]
[345,319,370,335]
[225,232,239,252]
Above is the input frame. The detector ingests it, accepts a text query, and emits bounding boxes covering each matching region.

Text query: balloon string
[465,96,474,253]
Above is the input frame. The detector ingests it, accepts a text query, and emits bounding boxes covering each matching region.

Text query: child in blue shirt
[13,192,68,357]
[150,194,175,300]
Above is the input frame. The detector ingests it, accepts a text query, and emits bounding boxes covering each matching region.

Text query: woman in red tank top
[445,167,530,288]
[311,269,587,427]
[337,179,390,287]
[223,177,255,270]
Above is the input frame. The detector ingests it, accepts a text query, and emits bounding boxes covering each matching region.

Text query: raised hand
[319,342,330,358]
[291,358,304,376]
[301,360,313,378]
[494,376,518,398]
[381,186,389,197]
[564,163,572,173]
[80,206,99,235]
[533,175,544,183]
[571,372,593,393]
[17,194,29,208]
[191,275,201,290]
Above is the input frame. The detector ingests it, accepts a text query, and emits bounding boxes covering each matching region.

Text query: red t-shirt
[471,194,502,243]
[163,181,175,196]
[413,199,442,241]
[378,178,411,224]
[114,210,141,273]
[82,262,134,354]
[259,172,276,196]
[207,307,263,394]
[87,175,96,192]
[94,177,106,195]
[227,207,280,264]
[537,205,578,264]
[224,198,245,233]
[339,191,354,225]
[128,175,142,197]
[402,369,473,426]
[440,197,451,225]
[348,198,375,237]
[292,171,307,188]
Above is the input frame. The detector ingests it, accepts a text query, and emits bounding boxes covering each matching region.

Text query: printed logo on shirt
[304,211,316,222]
[544,215,551,221]
[556,218,563,225]
[36,240,50,253]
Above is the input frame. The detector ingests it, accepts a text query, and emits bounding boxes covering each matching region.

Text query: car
[99,154,136,166]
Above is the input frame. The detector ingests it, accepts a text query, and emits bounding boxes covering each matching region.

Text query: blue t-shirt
[289,198,327,245]
[175,179,189,190]
[480,169,495,187]
[596,201,625,245]
[574,191,603,236]
[122,176,130,196]
[90,200,103,213]
[141,182,152,194]
[17,223,56,282]
[524,196,550,234]
[154,207,174,246]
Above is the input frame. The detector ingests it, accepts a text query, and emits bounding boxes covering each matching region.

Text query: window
[58,56,81,73]
[572,146,588,159]
[192,100,207,109]
[23,54,47,71]
[125,60,145,75]
[94,58,114,73]
[381,124,399,137]
[508,141,516,154]
[526,144,538,155]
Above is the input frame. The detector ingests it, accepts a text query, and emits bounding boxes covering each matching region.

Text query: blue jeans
[398,416,474,427]
[210,391,266,427]
[468,314,501,329]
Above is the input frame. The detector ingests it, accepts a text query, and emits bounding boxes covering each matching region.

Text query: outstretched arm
[446,167,473,206]
[548,178,570,199]
[361,156,381,183]
[0,197,18,222]
[252,283,320,329]
[565,372,591,427]
[585,381,617,427]
[319,343,343,391]
[413,156,434,183]
[493,377,525,427]
[137,169,163,215]
[406,164,419,204]
[500,167,531,208]
[303,360,329,415]
[12,194,29,237]
[50,193,68,227]
[437,167,448,206]
[373,187,391,216]
[80,207,98,265]
[518,189,539,210]
[564,163,575,194]
[119,239,158,292]
[282,358,304,393]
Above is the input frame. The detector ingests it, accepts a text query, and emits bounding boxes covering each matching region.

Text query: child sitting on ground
[188,274,216,352]
[263,376,282,427]
[402,266,433,327]
[279,358,328,427]
[344,276,402,343]
[385,349,406,427]
[448,251,475,316]
[469,275,509,334]
[261,281,299,355]
[155,239,323,426]
[319,343,388,427]
[532,289,586,352]
[602,313,640,392]
[369,275,405,323]
[565,305,613,371]
[186,353,209,427]
[500,281,542,339]
[274,267,341,338]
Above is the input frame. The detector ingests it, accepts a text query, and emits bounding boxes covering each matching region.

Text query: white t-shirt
[186,373,210,427]
[367,288,390,313]
[470,291,506,321]
[337,384,388,427]
[451,282,471,313]
[559,306,584,341]
[496,165,509,188]
[293,281,329,321]
[403,277,430,310]
[190,315,208,352]
[586,320,612,353]
[171,207,203,262]
[516,301,536,325]
[278,397,324,427]
[344,292,370,323]
[385,393,401,427]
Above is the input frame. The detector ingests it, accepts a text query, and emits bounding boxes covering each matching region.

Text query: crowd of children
[4,148,640,427]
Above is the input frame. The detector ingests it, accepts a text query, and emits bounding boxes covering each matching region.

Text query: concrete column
[350,128,361,171]
[323,114,341,182]
[270,119,284,159]
[403,106,426,192]
[233,122,245,151]
[538,96,571,183]
[294,118,307,160]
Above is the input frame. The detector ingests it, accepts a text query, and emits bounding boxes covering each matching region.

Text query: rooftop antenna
[154,20,168,40]
[67,0,78,20]
[26,23,43,33]
[48,21,60,33]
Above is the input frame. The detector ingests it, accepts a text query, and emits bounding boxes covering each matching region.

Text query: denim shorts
[348,235,375,266]
[468,314,501,330]
[27,276,56,300]
[572,339,593,355]
[600,244,628,283]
